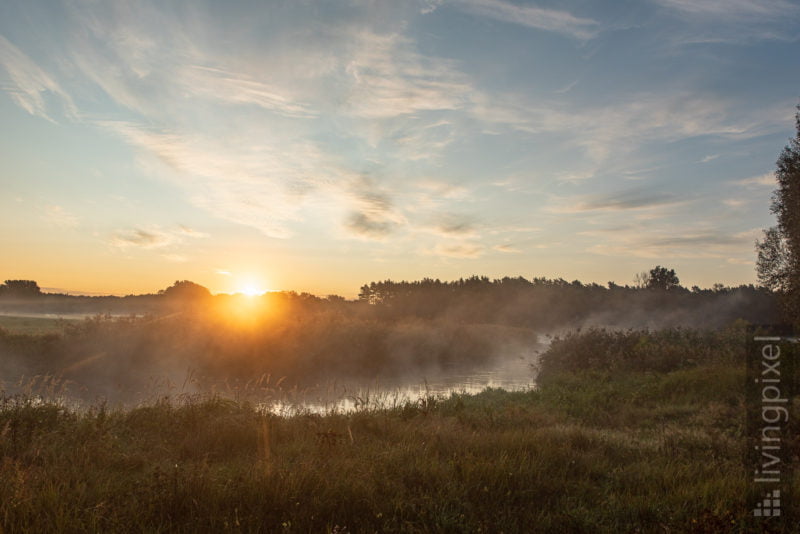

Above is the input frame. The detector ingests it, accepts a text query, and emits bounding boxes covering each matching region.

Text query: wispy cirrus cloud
[99,120,329,238]
[550,188,688,214]
[655,0,796,20]
[111,228,174,249]
[432,242,484,258]
[0,0,793,284]
[341,30,473,119]
[434,0,601,40]
[584,225,762,259]
[43,205,79,228]
[110,225,207,250]
[471,92,789,166]
[42,10,477,241]
[0,35,74,120]
[181,66,314,118]
[654,0,800,43]
[175,225,209,238]
[493,243,521,254]
[735,173,775,188]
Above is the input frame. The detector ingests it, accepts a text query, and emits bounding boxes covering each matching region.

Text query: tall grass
[2,326,798,532]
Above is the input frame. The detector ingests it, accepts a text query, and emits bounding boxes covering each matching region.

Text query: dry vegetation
[2,325,797,533]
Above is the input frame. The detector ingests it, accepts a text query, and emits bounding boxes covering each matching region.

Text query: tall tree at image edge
[756,106,800,323]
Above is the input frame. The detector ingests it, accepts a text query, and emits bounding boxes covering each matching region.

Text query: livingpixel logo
[747,327,796,522]
[753,489,781,517]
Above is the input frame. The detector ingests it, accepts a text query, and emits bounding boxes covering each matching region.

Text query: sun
[214,278,276,329]
[232,275,268,297]
[238,284,265,297]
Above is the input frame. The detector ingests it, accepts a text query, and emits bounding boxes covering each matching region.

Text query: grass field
[0,314,80,335]
[1,326,797,533]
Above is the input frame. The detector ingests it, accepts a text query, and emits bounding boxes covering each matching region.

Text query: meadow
[2,324,795,533]
[0,314,80,336]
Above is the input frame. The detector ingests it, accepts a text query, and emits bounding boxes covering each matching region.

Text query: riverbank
[2,326,788,533]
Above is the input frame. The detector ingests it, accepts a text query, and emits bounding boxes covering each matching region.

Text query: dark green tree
[756,227,791,291]
[644,266,680,291]
[756,107,800,321]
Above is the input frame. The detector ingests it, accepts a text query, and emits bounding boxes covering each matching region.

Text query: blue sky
[0,0,798,296]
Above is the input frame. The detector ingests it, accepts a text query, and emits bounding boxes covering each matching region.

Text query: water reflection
[264,351,541,416]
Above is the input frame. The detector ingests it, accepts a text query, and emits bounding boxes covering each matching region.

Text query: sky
[1,0,798,297]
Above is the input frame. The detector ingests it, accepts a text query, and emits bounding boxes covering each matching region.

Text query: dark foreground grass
[1,327,798,533]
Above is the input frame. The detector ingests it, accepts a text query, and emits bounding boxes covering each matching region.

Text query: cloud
[110,225,207,250]
[493,243,521,253]
[433,242,484,258]
[343,177,406,239]
[419,0,444,14]
[111,228,174,249]
[413,179,469,199]
[449,0,600,40]
[736,173,775,187]
[722,198,746,208]
[2,0,792,268]
[489,174,536,193]
[406,179,472,211]
[655,0,796,20]
[555,171,595,183]
[345,212,397,238]
[554,79,578,94]
[162,253,188,263]
[182,66,314,118]
[585,226,762,259]
[341,30,473,119]
[647,234,745,247]
[487,224,540,234]
[654,0,800,43]
[429,213,477,237]
[100,120,330,238]
[386,120,456,161]
[472,93,792,164]
[66,15,474,241]
[699,154,719,163]
[0,35,74,120]
[553,188,686,213]
[176,225,210,238]
[43,205,79,228]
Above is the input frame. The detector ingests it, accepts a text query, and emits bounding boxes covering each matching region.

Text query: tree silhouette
[158,280,211,300]
[756,227,791,292]
[757,106,800,321]
[0,280,42,298]
[644,266,680,291]
[633,271,649,289]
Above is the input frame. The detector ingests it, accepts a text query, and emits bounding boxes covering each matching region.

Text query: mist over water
[0,279,778,409]
[0,311,541,408]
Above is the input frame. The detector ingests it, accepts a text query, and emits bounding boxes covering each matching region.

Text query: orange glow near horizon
[210,291,282,331]
[238,285,265,297]
[230,275,268,297]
